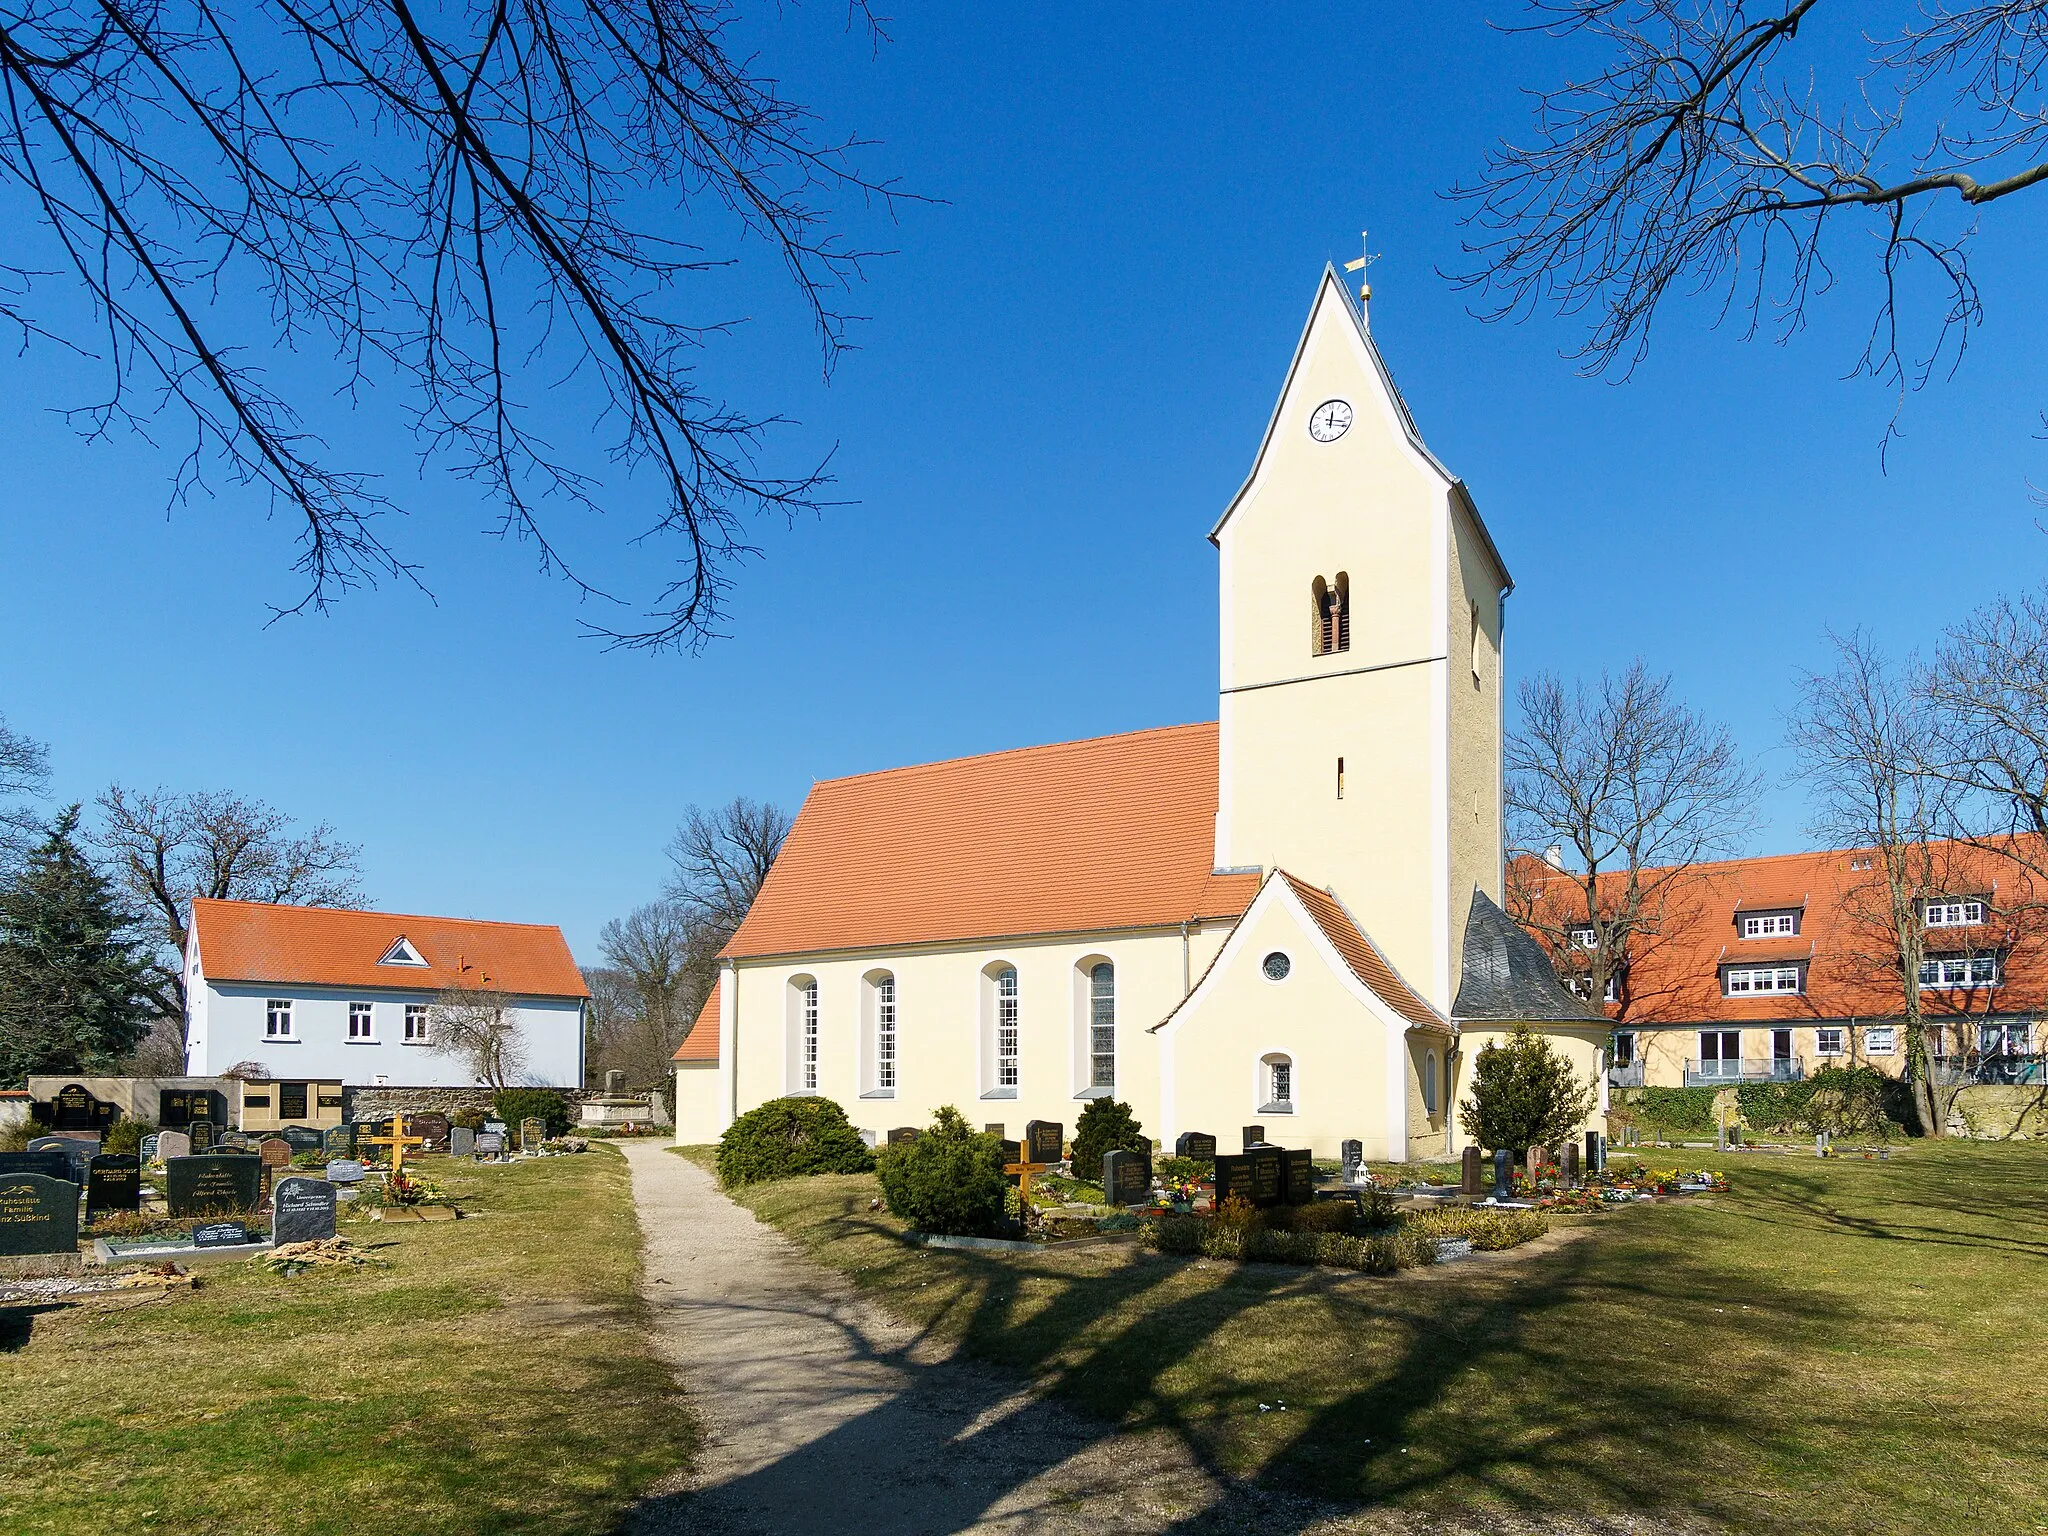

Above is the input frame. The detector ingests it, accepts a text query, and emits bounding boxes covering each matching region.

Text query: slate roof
[1452,888,1603,1023]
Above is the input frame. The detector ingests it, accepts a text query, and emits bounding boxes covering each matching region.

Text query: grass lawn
[678,1140,2048,1536]
[2,1147,693,1536]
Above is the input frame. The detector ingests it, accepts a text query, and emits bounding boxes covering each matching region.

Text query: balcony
[1608,1061,1646,1088]
[1684,1057,1805,1087]
[1934,1052,2045,1087]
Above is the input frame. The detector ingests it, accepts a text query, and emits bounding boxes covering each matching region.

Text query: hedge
[716,1095,875,1186]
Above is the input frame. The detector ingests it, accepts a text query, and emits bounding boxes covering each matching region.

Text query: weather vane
[1343,229,1379,302]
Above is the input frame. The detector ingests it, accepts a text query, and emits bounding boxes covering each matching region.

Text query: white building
[185,898,588,1088]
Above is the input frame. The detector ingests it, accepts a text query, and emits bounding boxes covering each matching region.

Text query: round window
[1261,951,1292,982]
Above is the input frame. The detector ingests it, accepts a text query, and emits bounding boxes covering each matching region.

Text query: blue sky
[4,7,2047,963]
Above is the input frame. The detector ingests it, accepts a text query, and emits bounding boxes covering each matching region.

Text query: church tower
[1212,266,1511,1012]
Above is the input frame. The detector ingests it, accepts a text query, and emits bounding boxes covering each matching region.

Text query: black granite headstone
[140,1133,161,1164]
[271,1177,338,1244]
[886,1127,920,1147]
[49,1083,115,1132]
[1585,1130,1605,1176]
[86,1155,142,1220]
[280,1126,325,1154]
[165,1153,261,1216]
[1282,1148,1314,1205]
[983,1123,1005,1136]
[1024,1120,1063,1165]
[193,1221,251,1248]
[160,1088,227,1128]
[995,1139,1021,1167]
[55,1139,99,1184]
[1241,1124,1265,1151]
[1102,1149,1153,1207]
[324,1125,356,1157]
[1174,1131,1217,1161]
[1491,1147,1512,1200]
[0,1148,73,1183]
[1211,1153,1250,1207]
[1340,1139,1364,1182]
[0,1173,78,1255]
[1248,1147,1283,1206]
[1563,1142,1581,1188]
[188,1119,215,1152]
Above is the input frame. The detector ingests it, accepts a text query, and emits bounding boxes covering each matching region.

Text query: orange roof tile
[1282,874,1447,1031]
[192,898,587,998]
[723,723,1261,959]
[1715,938,1815,964]
[673,978,720,1062]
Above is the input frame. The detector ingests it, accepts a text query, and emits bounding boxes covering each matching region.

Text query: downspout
[1180,919,1193,995]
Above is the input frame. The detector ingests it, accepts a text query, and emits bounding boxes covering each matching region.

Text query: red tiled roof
[723,723,1261,959]
[1517,839,2046,1024]
[192,898,587,998]
[673,978,720,1063]
[1281,874,1447,1030]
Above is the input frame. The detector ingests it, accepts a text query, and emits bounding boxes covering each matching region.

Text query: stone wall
[1945,1084,2048,1140]
[341,1084,672,1127]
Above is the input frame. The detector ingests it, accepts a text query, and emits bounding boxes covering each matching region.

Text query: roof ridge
[809,720,1218,792]
[191,896,564,932]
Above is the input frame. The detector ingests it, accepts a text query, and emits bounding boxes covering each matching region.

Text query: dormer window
[1924,899,1985,928]
[1740,912,1799,938]
[1568,925,1598,950]
[379,936,429,967]
[1310,573,1350,656]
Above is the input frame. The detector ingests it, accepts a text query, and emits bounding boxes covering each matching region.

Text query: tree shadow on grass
[0,1301,67,1352]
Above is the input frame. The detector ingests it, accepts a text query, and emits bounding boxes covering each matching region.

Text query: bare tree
[96,786,367,1024]
[430,985,527,1090]
[581,963,638,1085]
[1507,663,1761,1021]
[597,899,713,1083]
[1789,630,1961,1134]
[1453,2,2048,416]
[1923,586,2048,870]
[0,0,909,648]
[665,797,789,939]
[0,713,50,865]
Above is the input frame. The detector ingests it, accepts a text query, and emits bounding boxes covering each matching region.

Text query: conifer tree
[1458,1025,1597,1158]
[0,807,153,1086]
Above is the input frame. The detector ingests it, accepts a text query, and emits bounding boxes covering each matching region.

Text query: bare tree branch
[663,794,787,938]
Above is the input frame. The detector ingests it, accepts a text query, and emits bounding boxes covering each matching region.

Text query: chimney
[1543,844,1566,871]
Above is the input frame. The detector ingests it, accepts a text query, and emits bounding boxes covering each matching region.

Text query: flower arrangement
[383,1169,447,1207]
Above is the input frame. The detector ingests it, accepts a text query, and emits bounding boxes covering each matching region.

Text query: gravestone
[188,1119,215,1153]
[272,1177,338,1244]
[1024,1120,1063,1165]
[1526,1146,1545,1187]
[1242,1124,1266,1151]
[26,1135,71,1156]
[1102,1149,1152,1207]
[159,1087,227,1129]
[1340,1139,1364,1183]
[325,1159,366,1185]
[0,1148,74,1183]
[1461,1145,1483,1198]
[885,1127,920,1147]
[484,1120,508,1135]
[1584,1130,1605,1177]
[324,1125,355,1157]
[520,1118,546,1154]
[193,1221,251,1248]
[449,1127,476,1158]
[411,1113,452,1151]
[605,1068,627,1095]
[280,1126,325,1155]
[1174,1130,1217,1161]
[222,1133,253,1151]
[1248,1146,1284,1206]
[86,1155,142,1220]
[1211,1153,1250,1207]
[0,1173,79,1255]
[140,1133,161,1164]
[474,1133,504,1158]
[165,1154,261,1216]
[155,1130,191,1162]
[52,1139,99,1184]
[1562,1142,1581,1189]
[983,1123,1005,1136]
[48,1082,116,1132]
[258,1139,294,1181]
[1492,1147,1512,1200]
[1282,1148,1315,1205]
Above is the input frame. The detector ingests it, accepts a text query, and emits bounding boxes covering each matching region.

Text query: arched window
[800,978,819,1092]
[1261,1052,1294,1112]
[1089,963,1115,1089]
[875,974,897,1091]
[1424,1051,1439,1114]
[1310,575,1351,657]
[996,967,1019,1088]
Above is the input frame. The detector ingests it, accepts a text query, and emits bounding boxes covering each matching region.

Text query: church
[672,265,1607,1161]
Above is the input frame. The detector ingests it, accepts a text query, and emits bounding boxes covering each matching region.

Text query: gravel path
[613,1141,1700,1536]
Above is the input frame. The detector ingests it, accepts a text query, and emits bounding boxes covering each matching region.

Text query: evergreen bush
[1071,1097,1149,1182]
[874,1105,1006,1235]
[492,1088,571,1137]
[1458,1025,1598,1155]
[715,1095,875,1186]
[102,1116,154,1157]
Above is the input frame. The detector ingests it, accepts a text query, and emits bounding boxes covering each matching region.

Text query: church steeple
[1211,264,1511,1011]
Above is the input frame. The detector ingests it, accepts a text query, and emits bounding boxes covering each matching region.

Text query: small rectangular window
[1723,966,1801,997]
[1335,757,1345,800]
[403,1003,430,1043]
[1863,1026,1896,1055]
[1270,1060,1292,1104]
[348,1002,374,1040]
[1741,912,1798,938]
[1816,1028,1844,1056]
[265,999,293,1038]
[1925,899,1985,928]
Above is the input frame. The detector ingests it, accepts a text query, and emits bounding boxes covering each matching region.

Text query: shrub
[0,1117,37,1153]
[1637,1086,1720,1135]
[1403,1205,1549,1251]
[1071,1098,1149,1183]
[1156,1155,1211,1184]
[102,1115,155,1157]
[451,1109,488,1132]
[715,1095,875,1187]
[493,1088,572,1137]
[874,1105,1006,1236]
[1459,1025,1598,1155]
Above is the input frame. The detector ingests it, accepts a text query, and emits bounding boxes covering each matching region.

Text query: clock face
[1308,399,1353,442]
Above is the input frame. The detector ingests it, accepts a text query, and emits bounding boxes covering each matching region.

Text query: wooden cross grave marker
[364,1113,427,1179]
[1003,1155,1049,1209]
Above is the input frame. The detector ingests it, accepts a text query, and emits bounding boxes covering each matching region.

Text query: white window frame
[1267,1056,1293,1109]
[1741,912,1798,938]
[1863,1025,1897,1055]
[1088,963,1115,1090]
[265,999,294,1039]
[402,1003,430,1043]
[1924,899,1985,929]
[801,979,819,1092]
[1919,954,2001,988]
[996,968,1019,1089]
[347,1001,375,1041]
[1815,1027,1844,1057]
[1723,965,1802,996]
[1568,925,1597,950]
[875,975,897,1091]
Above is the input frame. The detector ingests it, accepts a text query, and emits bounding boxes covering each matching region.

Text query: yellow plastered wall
[671,1061,722,1145]
[723,923,1232,1147]
[1455,1025,1610,1145]
[1160,891,1408,1160]
[1216,274,1505,1013]
[1622,1022,1910,1090]
[1405,1034,1452,1159]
